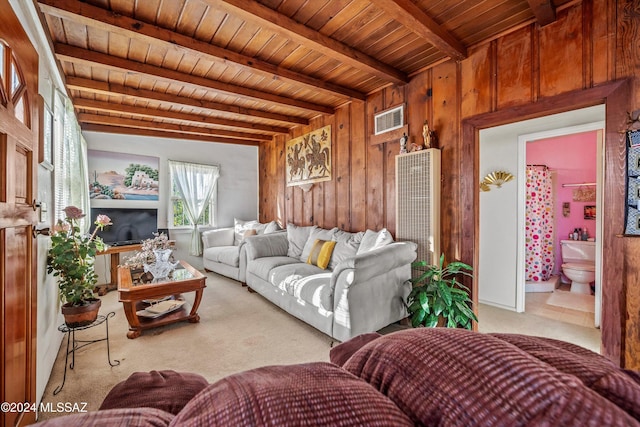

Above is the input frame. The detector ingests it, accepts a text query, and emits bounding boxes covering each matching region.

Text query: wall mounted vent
[374,105,404,135]
[396,149,441,276]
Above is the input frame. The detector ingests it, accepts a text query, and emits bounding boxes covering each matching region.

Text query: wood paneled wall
[259,0,640,368]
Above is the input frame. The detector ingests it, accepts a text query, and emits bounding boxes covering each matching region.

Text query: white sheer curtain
[168,160,220,255]
[54,92,90,231]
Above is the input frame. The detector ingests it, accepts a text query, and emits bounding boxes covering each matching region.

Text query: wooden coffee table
[117,260,206,339]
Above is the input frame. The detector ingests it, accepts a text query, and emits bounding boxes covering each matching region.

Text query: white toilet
[560,240,596,294]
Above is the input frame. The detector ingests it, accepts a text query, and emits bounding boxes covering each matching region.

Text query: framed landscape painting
[88,150,159,201]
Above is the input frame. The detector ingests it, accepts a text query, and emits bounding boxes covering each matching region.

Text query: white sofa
[244,224,417,341]
[201,219,280,283]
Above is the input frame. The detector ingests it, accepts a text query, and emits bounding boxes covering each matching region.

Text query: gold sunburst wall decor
[481,171,514,191]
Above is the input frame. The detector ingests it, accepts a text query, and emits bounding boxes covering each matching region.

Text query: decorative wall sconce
[480,171,514,191]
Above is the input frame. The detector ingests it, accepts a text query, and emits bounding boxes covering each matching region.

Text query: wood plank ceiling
[36,0,572,146]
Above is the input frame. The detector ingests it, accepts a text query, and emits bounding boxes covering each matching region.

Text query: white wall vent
[374,105,404,135]
[396,149,441,274]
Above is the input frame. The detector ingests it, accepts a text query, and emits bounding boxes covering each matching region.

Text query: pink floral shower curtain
[525,166,554,281]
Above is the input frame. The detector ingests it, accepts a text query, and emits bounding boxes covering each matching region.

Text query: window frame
[168,165,218,229]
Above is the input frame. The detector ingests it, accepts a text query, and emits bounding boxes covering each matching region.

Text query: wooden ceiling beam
[369,0,467,61]
[72,97,286,135]
[78,113,269,143]
[76,101,273,140]
[54,43,335,115]
[209,0,408,85]
[81,123,261,146]
[38,0,366,101]
[65,76,307,127]
[526,0,557,26]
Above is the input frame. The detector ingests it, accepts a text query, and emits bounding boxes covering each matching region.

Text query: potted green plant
[47,206,112,327]
[407,254,478,329]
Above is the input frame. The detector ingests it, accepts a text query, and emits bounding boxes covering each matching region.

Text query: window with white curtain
[169,161,218,228]
[53,90,90,230]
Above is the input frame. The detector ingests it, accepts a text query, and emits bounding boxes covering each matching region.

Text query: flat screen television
[90,208,158,246]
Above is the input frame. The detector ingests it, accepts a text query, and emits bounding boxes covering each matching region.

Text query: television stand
[95,243,142,295]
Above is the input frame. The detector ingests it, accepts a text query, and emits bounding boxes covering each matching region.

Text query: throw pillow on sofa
[286,223,317,259]
[234,218,258,245]
[243,228,258,239]
[235,219,281,245]
[356,228,393,254]
[328,229,365,270]
[263,220,281,234]
[306,239,337,270]
[300,227,338,263]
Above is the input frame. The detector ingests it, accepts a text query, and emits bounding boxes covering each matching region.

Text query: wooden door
[0,1,39,426]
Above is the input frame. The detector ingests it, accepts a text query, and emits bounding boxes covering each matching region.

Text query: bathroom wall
[526,131,597,274]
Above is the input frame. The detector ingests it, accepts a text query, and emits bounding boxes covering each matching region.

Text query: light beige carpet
[546,289,595,313]
[37,272,335,422]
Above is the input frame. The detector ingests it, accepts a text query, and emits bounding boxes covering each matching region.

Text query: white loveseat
[244,224,417,341]
[201,219,280,283]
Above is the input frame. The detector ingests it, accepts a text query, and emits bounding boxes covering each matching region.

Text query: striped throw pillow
[306,239,337,270]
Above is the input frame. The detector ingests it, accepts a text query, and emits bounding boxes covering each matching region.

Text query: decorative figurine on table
[400,132,408,154]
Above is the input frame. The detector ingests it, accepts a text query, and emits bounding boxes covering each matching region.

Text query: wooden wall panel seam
[608,0,617,82]
[532,24,540,102]
[582,0,594,89]
[456,61,463,258]
[347,104,352,230]
[490,40,498,112]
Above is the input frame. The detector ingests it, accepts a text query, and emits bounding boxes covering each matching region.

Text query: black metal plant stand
[53,311,120,395]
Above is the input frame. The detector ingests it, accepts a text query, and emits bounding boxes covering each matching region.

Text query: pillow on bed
[100,370,208,415]
[341,328,637,426]
[330,332,382,366]
[171,363,412,426]
[34,408,174,427]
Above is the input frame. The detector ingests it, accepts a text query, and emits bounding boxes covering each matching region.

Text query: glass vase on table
[144,248,179,281]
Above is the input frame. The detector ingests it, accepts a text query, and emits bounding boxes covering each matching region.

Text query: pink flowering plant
[47,206,112,306]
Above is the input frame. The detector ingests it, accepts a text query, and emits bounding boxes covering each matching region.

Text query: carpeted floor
[37,272,335,422]
[36,271,600,423]
[546,289,595,313]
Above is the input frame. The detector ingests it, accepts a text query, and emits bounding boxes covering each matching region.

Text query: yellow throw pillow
[307,239,337,270]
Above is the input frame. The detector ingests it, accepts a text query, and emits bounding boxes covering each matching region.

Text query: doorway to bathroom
[518,123,604,328]
[477,105,604,343]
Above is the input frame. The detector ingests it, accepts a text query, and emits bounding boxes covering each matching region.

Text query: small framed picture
[584,205,596,220]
